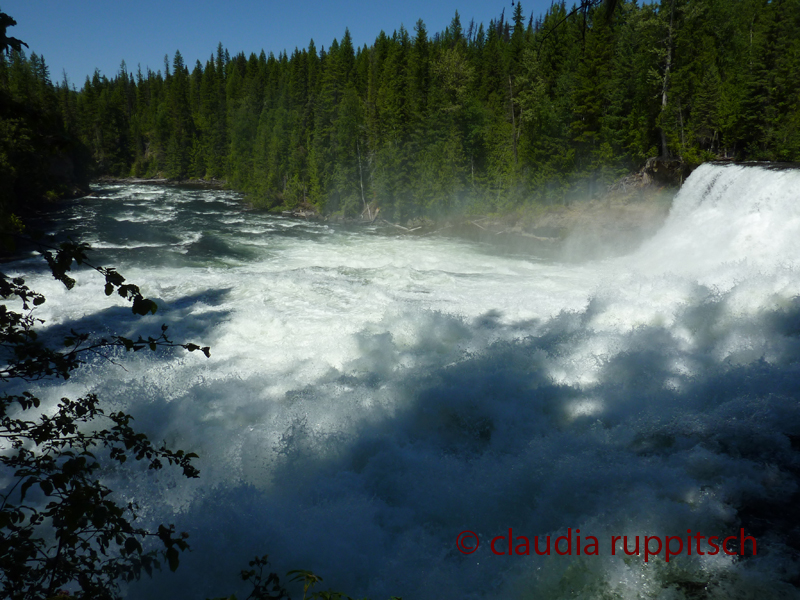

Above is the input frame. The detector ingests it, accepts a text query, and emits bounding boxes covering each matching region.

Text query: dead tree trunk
[659,0,675,158]
[356,139,370,220]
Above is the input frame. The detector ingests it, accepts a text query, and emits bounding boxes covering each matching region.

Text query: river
[10,163,800,599]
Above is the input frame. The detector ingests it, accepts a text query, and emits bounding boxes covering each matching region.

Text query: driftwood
[381,219,422,232]
[362,206,380,223]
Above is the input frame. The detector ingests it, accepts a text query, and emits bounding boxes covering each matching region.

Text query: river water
[10,163,800,598]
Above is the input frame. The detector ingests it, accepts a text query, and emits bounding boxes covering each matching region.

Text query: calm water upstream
[8,163,800,598]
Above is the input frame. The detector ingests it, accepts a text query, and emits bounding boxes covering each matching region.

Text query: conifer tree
[23,0,797,216]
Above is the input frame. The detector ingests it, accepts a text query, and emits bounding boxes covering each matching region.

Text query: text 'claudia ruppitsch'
[456,528,757,563]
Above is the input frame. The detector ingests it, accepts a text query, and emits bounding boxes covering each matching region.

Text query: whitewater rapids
[11,163,800,599]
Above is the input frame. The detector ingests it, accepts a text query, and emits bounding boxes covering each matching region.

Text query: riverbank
[277,175,676,260]
[87,172,676,260]
[438,183,675,260]
[93,175,227,188]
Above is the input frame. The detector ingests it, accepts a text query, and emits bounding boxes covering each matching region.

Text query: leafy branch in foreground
[0,238,207,599]
[0,392,195,599]
[0,239,209,383]
[208,557,403,600]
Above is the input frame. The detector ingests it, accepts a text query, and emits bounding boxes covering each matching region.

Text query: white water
[11,164,800,598]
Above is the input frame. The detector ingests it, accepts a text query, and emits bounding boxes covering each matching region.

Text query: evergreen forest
[2,0,800,222]
[2,3,800,598]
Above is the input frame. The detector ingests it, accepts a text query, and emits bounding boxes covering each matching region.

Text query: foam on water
[10,164,800,599]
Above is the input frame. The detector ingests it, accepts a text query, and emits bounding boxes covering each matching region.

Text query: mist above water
[12,164,800,599]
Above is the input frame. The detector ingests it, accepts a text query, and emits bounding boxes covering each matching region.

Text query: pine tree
[30,0,799,217]
[163,50,193,178]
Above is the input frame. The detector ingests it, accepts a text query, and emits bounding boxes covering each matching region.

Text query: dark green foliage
[0,239,207,599]
[206,558,405,600]
[0,28,90,222]
[57,0,796,220]
[0,389,195,599]
[14,2,800,219]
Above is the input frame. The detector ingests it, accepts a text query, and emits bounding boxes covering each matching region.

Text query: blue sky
[2,0,560,87]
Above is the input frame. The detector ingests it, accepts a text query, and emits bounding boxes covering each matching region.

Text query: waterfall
[10,164,800,599]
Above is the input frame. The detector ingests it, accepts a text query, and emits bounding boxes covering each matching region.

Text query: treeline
[0,29,90,221]
[5,0,800,220]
